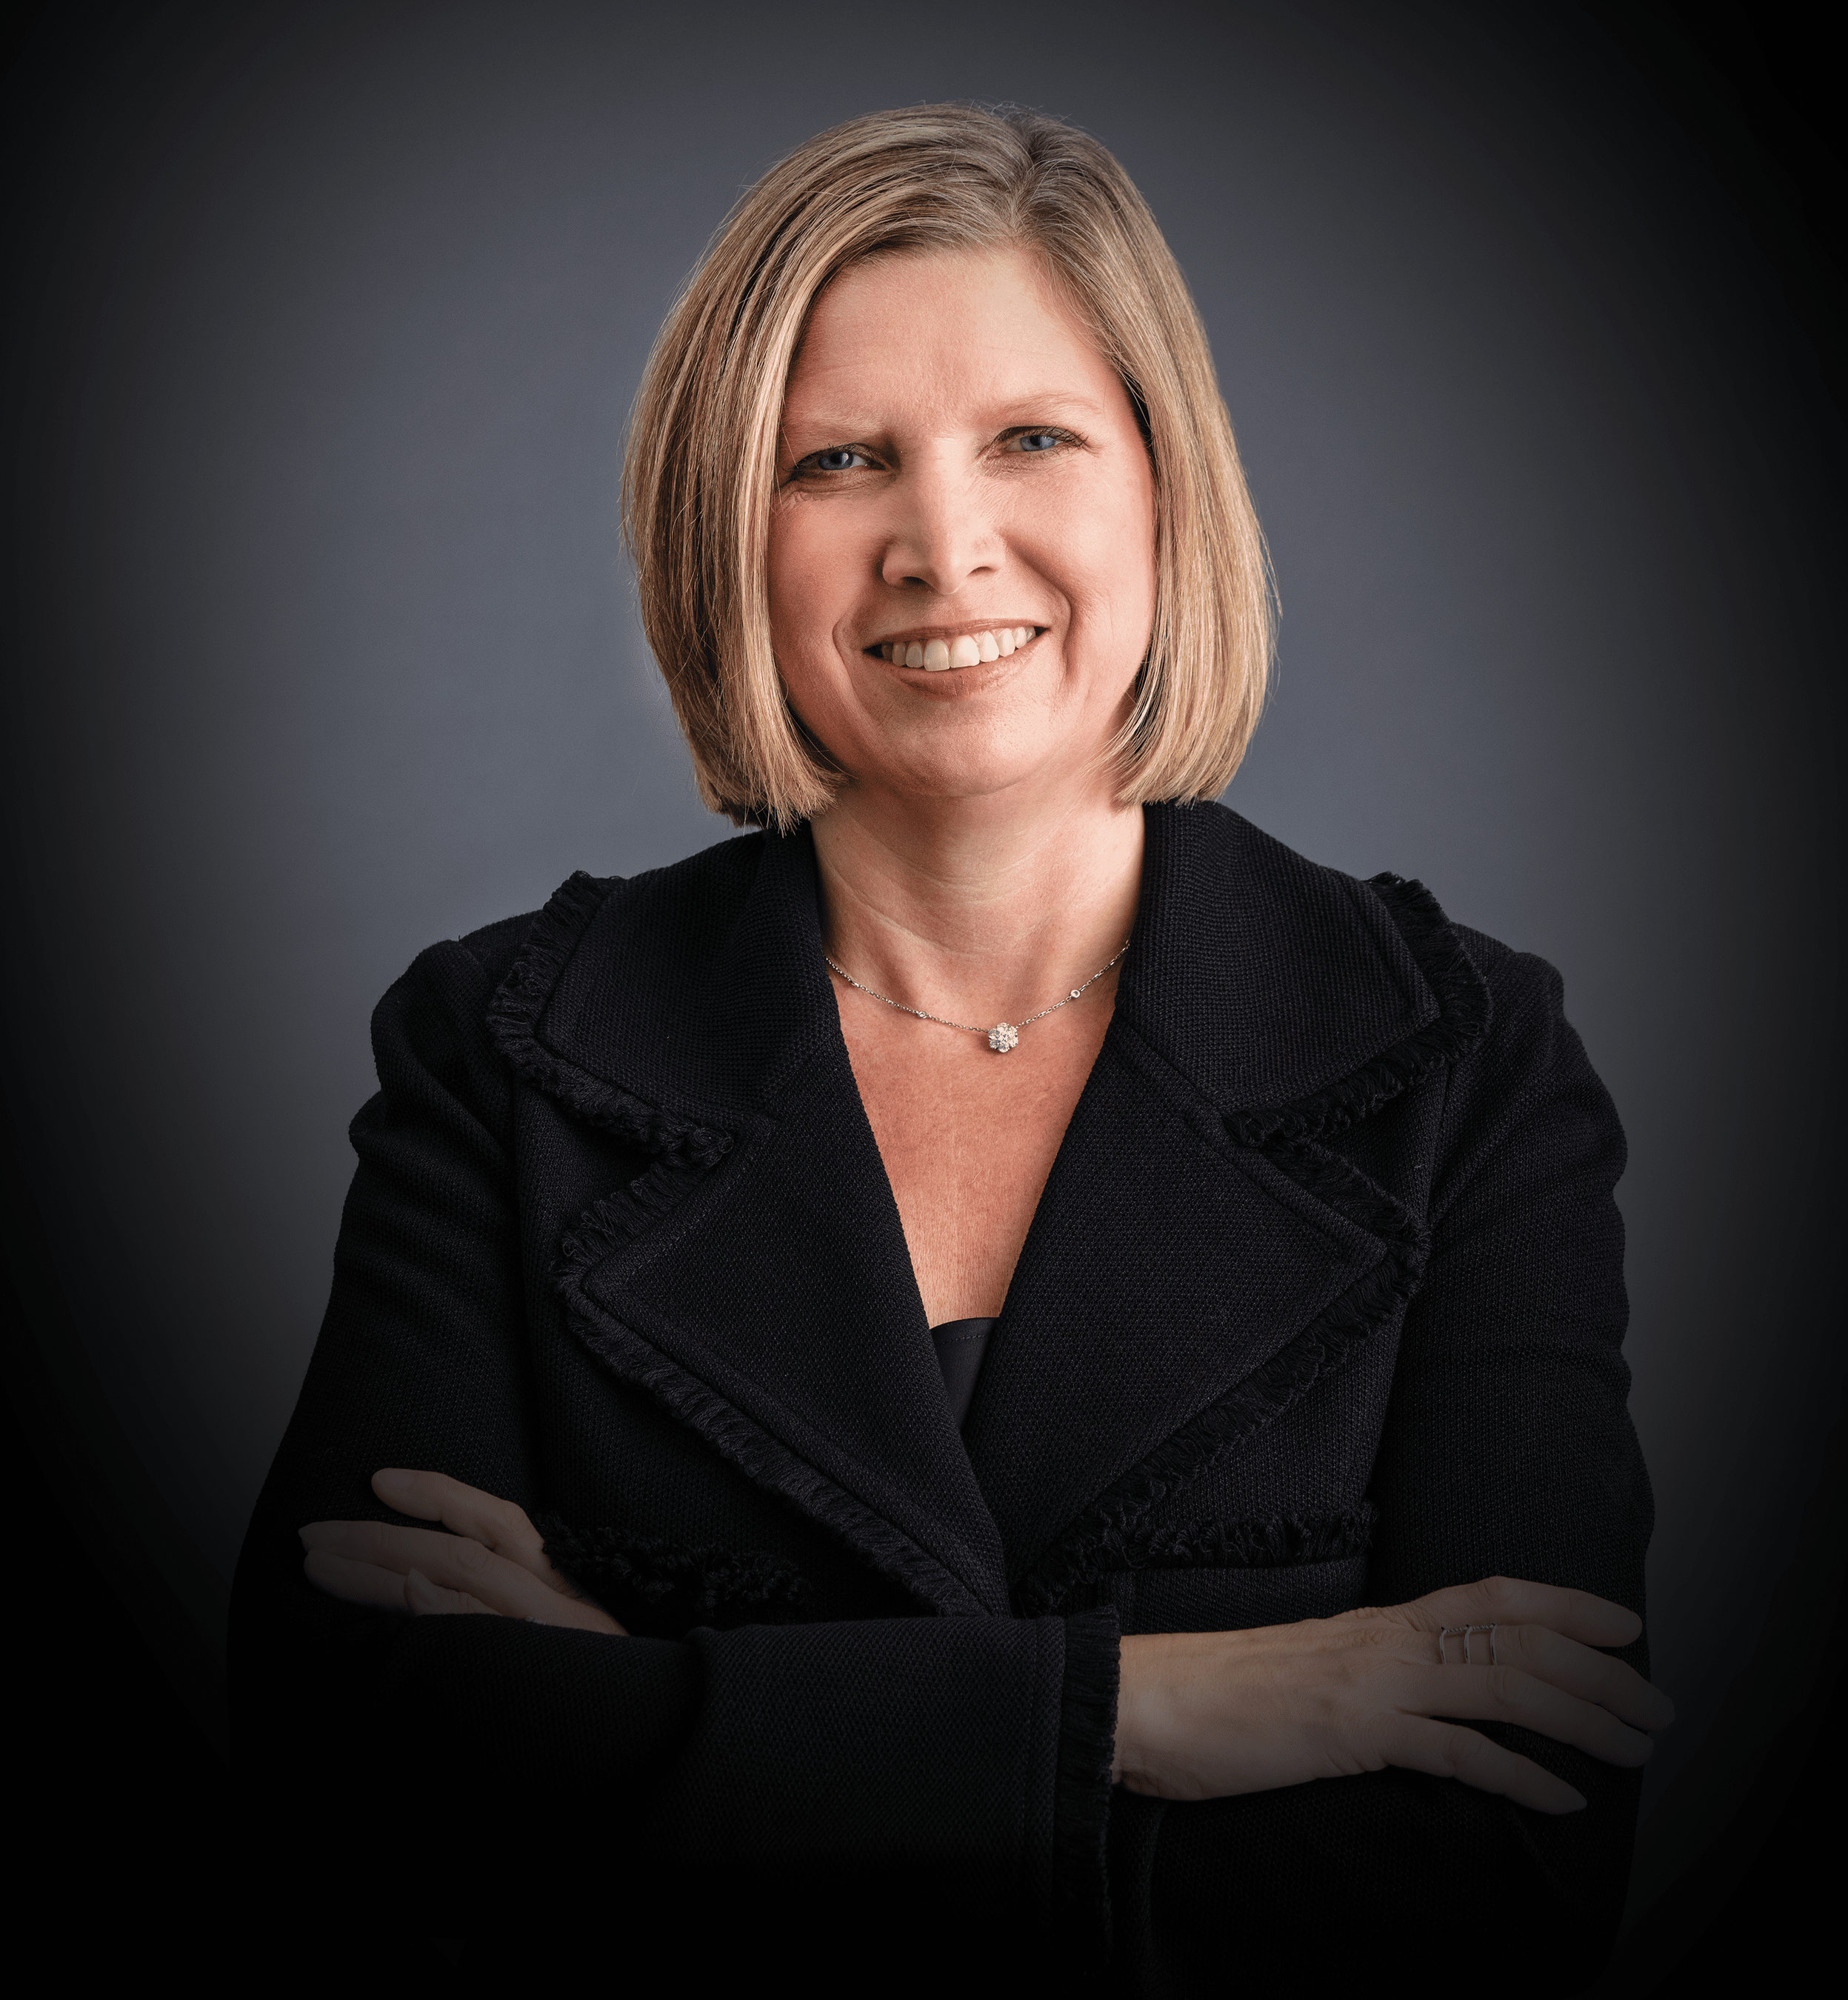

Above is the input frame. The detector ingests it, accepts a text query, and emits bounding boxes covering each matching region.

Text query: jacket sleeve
[227,934,1118,1960]
[1113,945,1652,1994]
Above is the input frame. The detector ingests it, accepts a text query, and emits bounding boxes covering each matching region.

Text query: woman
[232,104,1668,1987]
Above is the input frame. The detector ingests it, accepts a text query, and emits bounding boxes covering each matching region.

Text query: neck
[810,775,1146,1021]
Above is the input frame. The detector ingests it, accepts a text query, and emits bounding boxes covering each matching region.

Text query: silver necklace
[823,935,1132,1054]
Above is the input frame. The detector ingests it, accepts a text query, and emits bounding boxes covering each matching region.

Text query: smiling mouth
[871,625,1043,672]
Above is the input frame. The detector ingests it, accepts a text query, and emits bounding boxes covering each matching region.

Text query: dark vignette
[3,0,1841,1982]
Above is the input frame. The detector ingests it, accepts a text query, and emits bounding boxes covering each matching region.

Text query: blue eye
[1018,432,1061,452]
[812,448,865,472]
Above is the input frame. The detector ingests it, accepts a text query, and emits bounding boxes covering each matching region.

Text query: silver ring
[1438,1622,1499,1664]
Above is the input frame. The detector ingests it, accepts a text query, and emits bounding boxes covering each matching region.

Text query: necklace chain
[823,935,1133,1053]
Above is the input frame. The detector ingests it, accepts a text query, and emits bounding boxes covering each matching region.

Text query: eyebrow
[781,390,1111,436]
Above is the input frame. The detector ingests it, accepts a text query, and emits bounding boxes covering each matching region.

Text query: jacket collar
[493,803,1486,1612]
[502,802,1447,1138]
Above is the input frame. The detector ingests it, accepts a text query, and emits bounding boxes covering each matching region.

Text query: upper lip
[866,620,1045,650]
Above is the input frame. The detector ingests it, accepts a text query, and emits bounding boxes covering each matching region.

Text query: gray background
[6,0,1841,1971]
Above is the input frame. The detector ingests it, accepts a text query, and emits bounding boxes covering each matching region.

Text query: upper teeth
[881,627,1037,670]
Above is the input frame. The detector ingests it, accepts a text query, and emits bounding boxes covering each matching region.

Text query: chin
[853,743,1100,807]
[808,679,1129,806]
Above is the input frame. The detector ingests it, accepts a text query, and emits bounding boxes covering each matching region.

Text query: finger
[404,1567,493,1617]
[305,1521,564,1618]
[371,1470,550,1579]
[1379,1714,1586,1814]
[371,1470,600,1609]
[304,1548,416,1613]
[304,1536,620,1632]
[306,1550,494,1616]
[1492,1623,1675,1732]
[1399,1662,1655,1769]
[303,1519,470,1572]
[396,1542,620,1631]
[304,1520,625,1633]
[1411,1577,1643,1650]
[304,1520,541,1613]
[390,1531,621,1632]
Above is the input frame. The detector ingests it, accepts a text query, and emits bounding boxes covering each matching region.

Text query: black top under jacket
[230,801,1652,1992]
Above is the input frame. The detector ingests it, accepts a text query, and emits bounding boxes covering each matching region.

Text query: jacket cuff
[1053,1607,1121,1945]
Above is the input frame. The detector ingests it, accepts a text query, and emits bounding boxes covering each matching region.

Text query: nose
[878,449,999,595]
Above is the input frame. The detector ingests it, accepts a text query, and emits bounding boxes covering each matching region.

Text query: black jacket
[231,801,1652,1990]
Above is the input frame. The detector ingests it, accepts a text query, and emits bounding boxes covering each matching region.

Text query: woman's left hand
[301,1469,625,1634]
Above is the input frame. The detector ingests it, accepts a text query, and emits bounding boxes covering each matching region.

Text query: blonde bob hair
[623,102,1272,828]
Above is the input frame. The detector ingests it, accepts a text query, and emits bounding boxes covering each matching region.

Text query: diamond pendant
[987,1022,1019,1053]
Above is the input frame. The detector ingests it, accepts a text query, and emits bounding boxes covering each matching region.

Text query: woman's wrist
[1110,1636,1136,1784]
[1112,1632,1170,1790]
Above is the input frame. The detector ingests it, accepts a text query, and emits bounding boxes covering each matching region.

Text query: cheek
[1118,460,1159,604]
[1045,473,1156,639]
[766,516,859,728]
[764,515,813,641]
[767,504,863,641]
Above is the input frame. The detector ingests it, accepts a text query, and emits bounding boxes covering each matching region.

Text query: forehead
[784,244,1119,424]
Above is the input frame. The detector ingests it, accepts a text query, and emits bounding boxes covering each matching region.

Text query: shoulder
[356,838,761,1147]
[1152,805,1608,1152]
[1192,816,1626,1224]
[473,834,764,969]
[1132,804,1496,1125]
[1178,801,1551,1016]
[429,831,766,993]
[1398,916,1626,1216]
[451,833,778,1161]
[452,908,548,987]
[1447,919,1596,1090]
[1192,801,1587,1061]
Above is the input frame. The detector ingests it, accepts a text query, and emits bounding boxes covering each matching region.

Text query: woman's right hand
[301,1469,625,1635]
[1114,1577,1672,1813]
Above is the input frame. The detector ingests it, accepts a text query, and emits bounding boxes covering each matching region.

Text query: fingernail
[373,1469,413,1498]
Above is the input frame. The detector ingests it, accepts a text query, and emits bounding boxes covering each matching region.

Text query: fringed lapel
[963,807,1489,1601]
[555,1038,1010,1616]
[490,804,1489,1621]
[959,1016,1407,1595]
[496,827,1008,1616]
